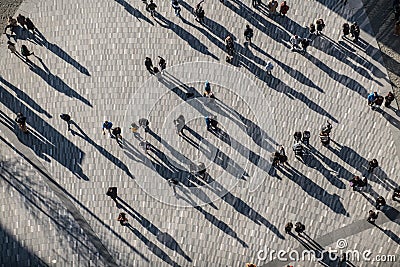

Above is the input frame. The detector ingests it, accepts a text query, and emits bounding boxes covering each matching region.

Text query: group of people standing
[4,15,38,61]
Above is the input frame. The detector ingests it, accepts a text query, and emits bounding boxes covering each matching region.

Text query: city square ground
[1,0,400,266]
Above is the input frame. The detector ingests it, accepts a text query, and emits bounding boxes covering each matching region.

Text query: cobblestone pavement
[1,0,400,266]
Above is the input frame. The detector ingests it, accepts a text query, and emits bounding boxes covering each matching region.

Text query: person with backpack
[244,25,254,44]
[279,1,289,16]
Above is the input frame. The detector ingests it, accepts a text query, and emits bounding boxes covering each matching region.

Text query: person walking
[279,146,288,165]
[350,22,360,42]
[102,120,113,137]
[265,61,274,75]
[60,113,72,131]
[106,187,118,200]
[367,159,378,173]
[300,38,311,53]
[342,23,350,38]
[158,56,166,71]
[21,45,34,60]
[268,0,279,16]
[203,81,215,98]
[112,127,122,144]
[308,23,316,37]
[367,210,378,223]
[294,222,305,235]
[139,118,150,132]
[117,213,128,226]
[194,3,205,24]
[315,18,325,35]
[375,196,386,210]
[367,92,378,109]
[145,57,153,73]
[3,16,18,35]
[171,0,182,17]
[350,175,361,191]
[225,35,235,56]
[384,92,395,107]
[7,41,17,54]
[279,1,289,16]
[284,222,293,234]
[147,0,157,17]
[174,115,186,136]
[15,112,28,133]
[290,35,301,51]
[244,25,254,45]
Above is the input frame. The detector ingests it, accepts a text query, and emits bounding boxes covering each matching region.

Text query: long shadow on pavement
[0,76,52,118]
[117,198,192,262]
[28,57,92,107]
[0,85,88,180]
[13,26,91,76]
[278,163,348,215]
[69,121,133,179]
[114,0,154,25]
[154,13,219,60]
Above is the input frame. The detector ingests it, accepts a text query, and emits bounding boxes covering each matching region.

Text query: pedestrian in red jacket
[279,1,289,16]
